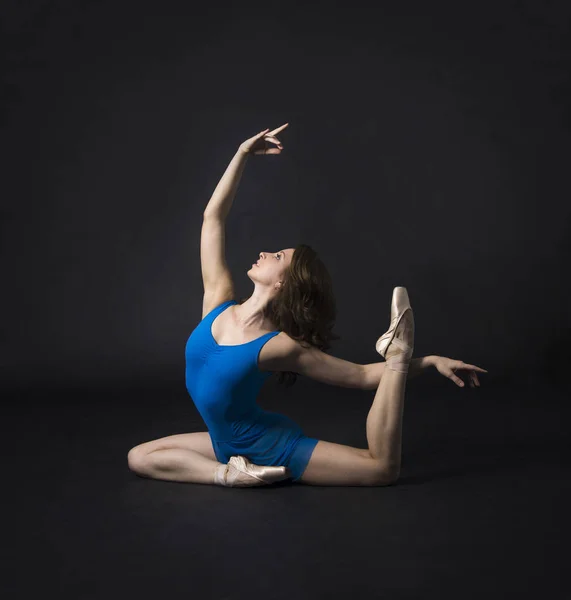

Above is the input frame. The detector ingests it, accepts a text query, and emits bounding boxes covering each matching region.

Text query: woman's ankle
[213,462,229,485]
[385,348,413,374]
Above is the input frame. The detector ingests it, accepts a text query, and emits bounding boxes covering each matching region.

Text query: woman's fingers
[466,364,487,372]
[458,365,482,388]
[268,123,289,136]
[264,135,283,146]
[254,147,282,155]
[245,124,287,155]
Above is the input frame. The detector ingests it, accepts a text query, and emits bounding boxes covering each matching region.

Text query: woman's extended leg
[297,365,409,486]
[365,308,414,476]
[365,367,407,475]
[297,308,414,486]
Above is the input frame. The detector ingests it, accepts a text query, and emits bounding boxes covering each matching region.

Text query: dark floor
[7,375,570,599]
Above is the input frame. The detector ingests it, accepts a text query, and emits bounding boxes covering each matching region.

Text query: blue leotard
[185,300,319,481]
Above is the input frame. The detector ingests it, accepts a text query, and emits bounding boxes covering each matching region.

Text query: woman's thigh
[297,440,392,486]
[128,432,217,461]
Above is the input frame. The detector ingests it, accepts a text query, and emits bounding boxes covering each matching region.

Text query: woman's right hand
[239,123,289,156]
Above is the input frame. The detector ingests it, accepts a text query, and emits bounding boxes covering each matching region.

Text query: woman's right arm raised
[200,125,288,302]
[202,124,287,220]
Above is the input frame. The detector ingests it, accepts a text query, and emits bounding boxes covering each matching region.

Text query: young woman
[127,124,487,488]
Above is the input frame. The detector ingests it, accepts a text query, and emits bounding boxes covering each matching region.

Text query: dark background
[3,1,570,599]
[3,0,570,392]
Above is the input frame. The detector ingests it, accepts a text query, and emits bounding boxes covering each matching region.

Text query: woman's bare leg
[128,447,223,485]
[128,444,284,487]
[365,368,407,473]
[365,308,413,475]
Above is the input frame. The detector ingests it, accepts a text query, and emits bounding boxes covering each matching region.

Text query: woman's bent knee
[127,447,146,473]
[370,467,399,486]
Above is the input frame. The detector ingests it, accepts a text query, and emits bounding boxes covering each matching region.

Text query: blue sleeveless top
[184,300,281,441]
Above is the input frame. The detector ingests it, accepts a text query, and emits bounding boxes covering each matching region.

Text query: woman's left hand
[433,356,488,388]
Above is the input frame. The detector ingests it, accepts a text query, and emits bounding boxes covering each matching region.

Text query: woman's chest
[211,307,275,346]
[210,307,287,372]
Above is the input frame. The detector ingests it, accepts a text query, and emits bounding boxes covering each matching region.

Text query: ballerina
[127,124,487,487]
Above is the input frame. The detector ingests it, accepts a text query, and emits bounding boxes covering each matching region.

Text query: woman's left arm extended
[362,355,488,389]
[362,356,436,389]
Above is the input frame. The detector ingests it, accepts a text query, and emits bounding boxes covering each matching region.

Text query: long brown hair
[239,244,341,389]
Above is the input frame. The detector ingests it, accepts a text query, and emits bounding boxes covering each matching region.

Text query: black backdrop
[3,0,569,394]
[3,2,571,599]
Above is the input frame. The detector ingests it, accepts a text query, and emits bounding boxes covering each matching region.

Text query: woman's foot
[215,462,267,487]
[384,308,415,373]
[214,456,290,487]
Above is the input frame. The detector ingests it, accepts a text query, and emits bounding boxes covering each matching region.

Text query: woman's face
[249,248,295,288]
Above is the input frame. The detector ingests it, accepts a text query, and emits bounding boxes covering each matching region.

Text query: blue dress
[184,299,319,482]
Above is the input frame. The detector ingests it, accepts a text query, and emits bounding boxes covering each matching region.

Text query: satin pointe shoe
[375,286,415,374]
[214,456,291,487]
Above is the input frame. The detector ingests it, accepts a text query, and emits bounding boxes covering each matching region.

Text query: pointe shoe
[375,286,415,374]
[215,456,291,487]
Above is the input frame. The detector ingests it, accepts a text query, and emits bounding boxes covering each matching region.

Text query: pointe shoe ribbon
[375,287,415,374]
[216,456,291,487]
[383,334,413,374]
